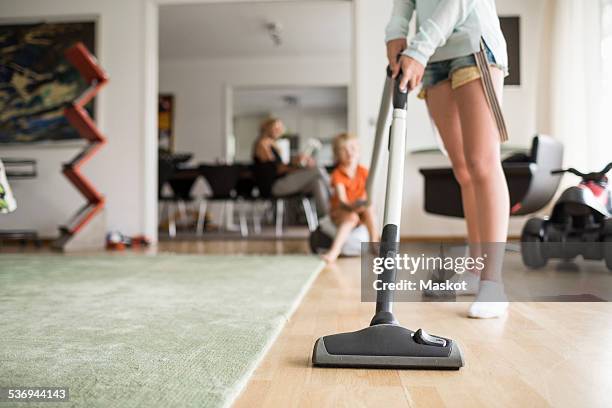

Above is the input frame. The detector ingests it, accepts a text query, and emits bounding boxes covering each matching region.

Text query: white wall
[0,0,157,239]
[0,0,554,241]
[497,0,553,148]
[1,147,82,238]
[353,0,553,237]
[233,114,267,162]
[159,55,351,163]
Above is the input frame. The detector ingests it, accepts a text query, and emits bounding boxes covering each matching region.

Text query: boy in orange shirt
[322,133,379,263]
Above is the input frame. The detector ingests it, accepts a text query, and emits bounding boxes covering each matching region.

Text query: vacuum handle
[374,68,410,321]
[386,64,409,110]
[365,71,394,206]
[366,66,410,207]
[393,74,408,110]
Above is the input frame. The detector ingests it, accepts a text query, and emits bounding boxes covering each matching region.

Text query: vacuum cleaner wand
[364,71,393,207]
[312,68,464,370]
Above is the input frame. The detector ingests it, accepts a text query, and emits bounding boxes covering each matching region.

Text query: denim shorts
[418,44,504,99]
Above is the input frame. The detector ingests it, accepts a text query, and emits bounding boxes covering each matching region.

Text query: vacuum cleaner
[312,68,464,370]
[521,162,612,271]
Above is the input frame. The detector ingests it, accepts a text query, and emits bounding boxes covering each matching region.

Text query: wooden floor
[6,238,612,407]
[229,251,612,407]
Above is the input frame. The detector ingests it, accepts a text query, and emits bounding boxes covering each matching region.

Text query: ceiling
[159,1,352,60]
[233,86,347,115]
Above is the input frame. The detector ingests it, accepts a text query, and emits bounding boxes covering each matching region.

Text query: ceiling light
[282,95,299,106]
[264,21,283,47]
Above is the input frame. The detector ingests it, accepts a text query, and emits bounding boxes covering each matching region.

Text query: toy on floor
[106,231,151,251]
[521,162,612,271]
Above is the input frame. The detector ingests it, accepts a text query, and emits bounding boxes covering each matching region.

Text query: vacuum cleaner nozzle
[312,324,464,370]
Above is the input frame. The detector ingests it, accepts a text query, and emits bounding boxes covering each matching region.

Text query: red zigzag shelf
[59,42,108,238]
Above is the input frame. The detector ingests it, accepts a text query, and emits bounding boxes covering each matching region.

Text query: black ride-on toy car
[521,162,612,271]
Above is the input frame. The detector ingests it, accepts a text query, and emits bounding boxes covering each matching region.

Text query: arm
[385,0,416,43]
[353,169,369,211]
[255,141,294,175]
[336,184,367,211]
[335,184,349,206]
[385,1,415,80]
[272,143,300,174]
[254,140,274,162]
[403,0,480,66]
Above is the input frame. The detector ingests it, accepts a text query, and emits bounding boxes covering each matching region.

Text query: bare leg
[453,68,509,318]
[426,81,482,246]
[453,68,509,280]
[322,211,360,263]
[424,82,482,297]
[358,206,379,242]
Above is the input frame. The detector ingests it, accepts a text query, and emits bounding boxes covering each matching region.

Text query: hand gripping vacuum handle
[365,66,408,205]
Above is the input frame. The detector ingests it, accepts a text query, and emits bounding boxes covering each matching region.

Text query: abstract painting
[158,94,174,153]
[0,22,95,144]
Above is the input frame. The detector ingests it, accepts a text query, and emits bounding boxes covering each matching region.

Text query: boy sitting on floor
[321,133,379,263]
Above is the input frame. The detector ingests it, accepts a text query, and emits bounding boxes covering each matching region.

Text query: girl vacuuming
[386,0,510,318]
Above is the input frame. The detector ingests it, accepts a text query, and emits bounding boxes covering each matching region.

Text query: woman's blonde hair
[259,117,281,138]
[332,132,358,160]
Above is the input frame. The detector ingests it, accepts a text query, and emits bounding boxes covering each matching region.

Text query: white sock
[468,280,508,319]
[451,271,480,295]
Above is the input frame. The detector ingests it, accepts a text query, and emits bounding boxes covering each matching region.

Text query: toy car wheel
[603,219,612,272]
[521,218,548,269]
[604,235,612,272]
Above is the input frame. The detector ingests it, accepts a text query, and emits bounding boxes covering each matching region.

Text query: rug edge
[222,260,325,408]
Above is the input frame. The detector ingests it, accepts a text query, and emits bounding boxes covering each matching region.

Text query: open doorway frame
[148,0,358,242]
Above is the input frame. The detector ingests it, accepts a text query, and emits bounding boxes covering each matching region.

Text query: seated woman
[252,118,330,217]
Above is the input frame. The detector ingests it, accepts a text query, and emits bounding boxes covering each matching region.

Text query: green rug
[0,254,323,408]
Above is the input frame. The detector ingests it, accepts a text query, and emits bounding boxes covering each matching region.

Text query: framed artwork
[499,16,521,86]
[158,94,175,152]
[0,21,96,143]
